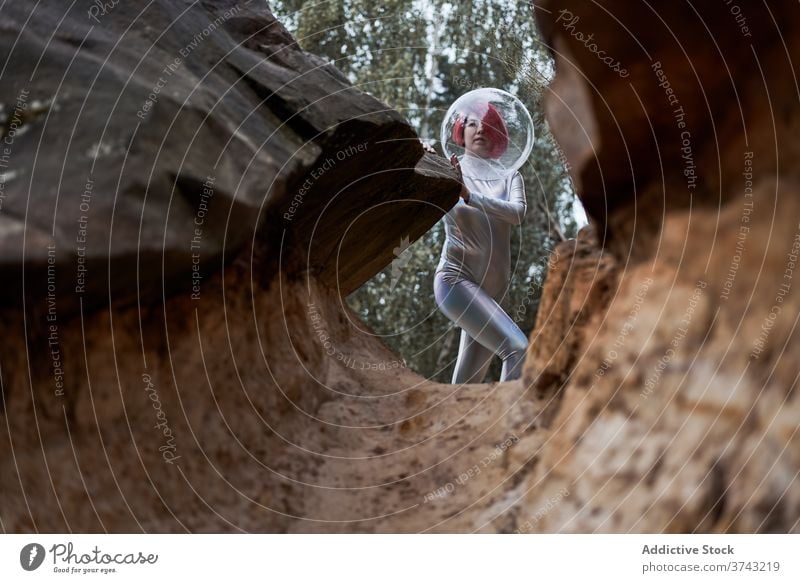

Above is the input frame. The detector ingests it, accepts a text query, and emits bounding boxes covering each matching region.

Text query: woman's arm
[464,172,527,225]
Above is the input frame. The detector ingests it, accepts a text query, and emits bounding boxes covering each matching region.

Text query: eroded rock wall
[520,0,800,532]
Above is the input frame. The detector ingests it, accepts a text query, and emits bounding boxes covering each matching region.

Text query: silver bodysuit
[433,155,529,384]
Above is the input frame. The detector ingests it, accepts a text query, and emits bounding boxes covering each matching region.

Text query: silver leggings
[434,272,529,384]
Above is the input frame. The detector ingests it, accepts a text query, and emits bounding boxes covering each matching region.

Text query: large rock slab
[0,0,457,316]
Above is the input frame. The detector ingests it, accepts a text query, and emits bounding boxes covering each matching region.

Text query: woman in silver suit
[431,101,529,384]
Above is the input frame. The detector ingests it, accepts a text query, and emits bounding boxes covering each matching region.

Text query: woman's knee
[508,329,529,355]
[435,278,473,318]
[433,276,456,313]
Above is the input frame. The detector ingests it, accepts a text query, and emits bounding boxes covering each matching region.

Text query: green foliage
[271,0,582,382]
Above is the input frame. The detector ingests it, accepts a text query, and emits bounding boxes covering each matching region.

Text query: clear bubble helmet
[440,88,534,180]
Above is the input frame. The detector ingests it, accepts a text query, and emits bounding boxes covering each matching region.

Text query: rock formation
[0,0,798,533]
[523,0,800,532]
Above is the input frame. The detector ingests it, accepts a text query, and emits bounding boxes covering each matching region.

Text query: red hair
[452,102,509,158]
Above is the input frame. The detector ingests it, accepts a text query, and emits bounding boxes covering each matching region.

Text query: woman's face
[463,115,493,158]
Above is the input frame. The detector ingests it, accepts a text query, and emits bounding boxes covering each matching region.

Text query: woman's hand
[419,141,468,202]
[449,154,470,203]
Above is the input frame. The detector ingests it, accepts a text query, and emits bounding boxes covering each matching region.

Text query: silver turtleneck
[435,155,527,298]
